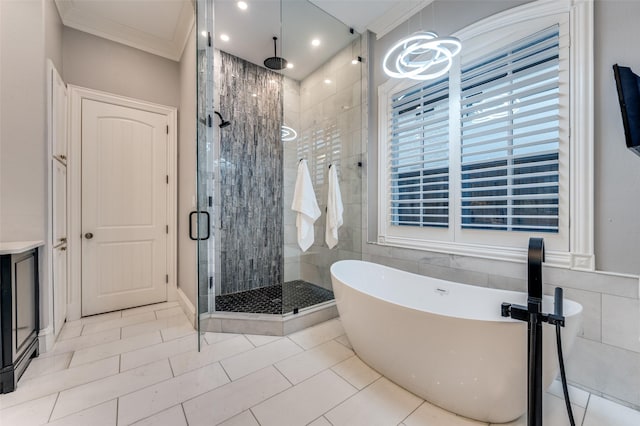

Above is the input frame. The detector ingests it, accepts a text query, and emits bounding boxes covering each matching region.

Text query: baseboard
[176,288,196,328]
[38,326,55,354]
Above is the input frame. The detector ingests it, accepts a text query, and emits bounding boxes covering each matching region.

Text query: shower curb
[200,301,338,336]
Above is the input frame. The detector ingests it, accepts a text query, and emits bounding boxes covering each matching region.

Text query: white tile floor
[2,302,640,426]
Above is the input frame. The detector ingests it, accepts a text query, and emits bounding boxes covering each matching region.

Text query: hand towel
[291,160,321,252]
[325,165,344,249]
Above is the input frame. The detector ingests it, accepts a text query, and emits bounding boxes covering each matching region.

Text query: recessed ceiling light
[237,1,248,10]
[286,63,294,69]
[252,93,257,97]
[324,79,331,84]
[311,39,321,47]
[220,34,230,42]
[201,31,207,37]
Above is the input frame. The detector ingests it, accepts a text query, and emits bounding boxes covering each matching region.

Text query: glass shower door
[196,0,215,350]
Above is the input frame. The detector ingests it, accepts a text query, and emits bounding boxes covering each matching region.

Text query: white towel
[291,160,321,252]
[325,165,344,249]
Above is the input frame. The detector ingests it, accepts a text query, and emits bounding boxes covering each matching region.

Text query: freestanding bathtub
[330,260,582,424]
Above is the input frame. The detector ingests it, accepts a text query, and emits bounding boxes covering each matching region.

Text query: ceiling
[55,0,194,61]
[214,0,359,80]
[55,0,431,80]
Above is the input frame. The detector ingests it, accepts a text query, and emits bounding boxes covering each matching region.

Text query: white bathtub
[330,260,582,424]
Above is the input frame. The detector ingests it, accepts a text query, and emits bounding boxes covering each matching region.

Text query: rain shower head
[214,111,231,129]
[264,36,288,70]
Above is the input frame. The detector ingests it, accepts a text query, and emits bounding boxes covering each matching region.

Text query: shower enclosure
[196,0,364,337]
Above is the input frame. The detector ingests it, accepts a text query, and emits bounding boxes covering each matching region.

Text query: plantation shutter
[388,77,450,227]
[460,25,561,233]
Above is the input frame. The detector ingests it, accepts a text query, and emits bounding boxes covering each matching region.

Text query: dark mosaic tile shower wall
[219,51,284,294]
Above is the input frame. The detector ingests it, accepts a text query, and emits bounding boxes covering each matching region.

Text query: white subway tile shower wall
[283,37,365,290]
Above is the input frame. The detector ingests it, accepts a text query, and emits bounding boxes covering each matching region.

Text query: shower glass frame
[196,0,216,350]
[197,0,364,327]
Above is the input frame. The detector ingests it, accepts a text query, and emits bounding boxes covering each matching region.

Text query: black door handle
[189,211,211,241]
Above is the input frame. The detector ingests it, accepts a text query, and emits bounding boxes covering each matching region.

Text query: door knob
[84,232,94,239]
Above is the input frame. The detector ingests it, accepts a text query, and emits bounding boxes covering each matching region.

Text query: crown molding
[55,0,193,62]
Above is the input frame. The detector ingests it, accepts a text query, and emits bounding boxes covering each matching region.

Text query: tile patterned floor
[215,281,335,315]
[2,302,639,426]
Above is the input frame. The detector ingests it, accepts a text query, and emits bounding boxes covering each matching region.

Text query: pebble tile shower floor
[214,280,335,314]
[2,302,639,425]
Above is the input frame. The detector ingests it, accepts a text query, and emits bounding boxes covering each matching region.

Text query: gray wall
[62,27,180,107]
[594,0,640,275]
[0,0,47,243]
[45,0,63,74]
[178,25,197,307]
[0,0,63,339]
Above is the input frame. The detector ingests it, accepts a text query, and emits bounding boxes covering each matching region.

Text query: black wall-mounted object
[613,64,640,157]
[0,249,40,393]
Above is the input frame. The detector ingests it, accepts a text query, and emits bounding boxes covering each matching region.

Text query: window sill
[376,234,594,270]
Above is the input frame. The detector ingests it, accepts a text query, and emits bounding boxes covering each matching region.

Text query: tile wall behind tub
[218,51,284,294]
[360,242,640,410]
[289,38,365,290]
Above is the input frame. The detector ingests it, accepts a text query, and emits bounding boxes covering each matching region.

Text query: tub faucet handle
[501,302,529,322]
[501,302,511,317]
[546,287,566,327]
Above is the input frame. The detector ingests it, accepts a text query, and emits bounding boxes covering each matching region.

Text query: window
[460,26,560,233]
[378,1,594,267]
[390,78,449,228]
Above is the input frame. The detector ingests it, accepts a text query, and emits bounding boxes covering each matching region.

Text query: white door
[50,63,68,336]
[53,243,68,335]
[52,67,67,162]
[53,159,67,335]
[81,99,169,316]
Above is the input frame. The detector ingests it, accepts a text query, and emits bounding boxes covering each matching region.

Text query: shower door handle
[189,211,211,241]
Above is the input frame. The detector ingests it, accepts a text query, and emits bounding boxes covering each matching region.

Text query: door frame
[67,85,178,321]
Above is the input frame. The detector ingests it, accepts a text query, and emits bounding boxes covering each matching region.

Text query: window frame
[377,0,594,269]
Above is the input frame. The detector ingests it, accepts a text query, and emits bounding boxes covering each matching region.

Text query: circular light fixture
[201,31,207,37]
[311,39,321,47]
[251,93,257,97]
[383,32,461,81]
[324,79,332,84]
[220,34,230,42]
[237,1,248,10]
[282,125,297,142]
[351,59,359,65]
[286,63,294,69]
